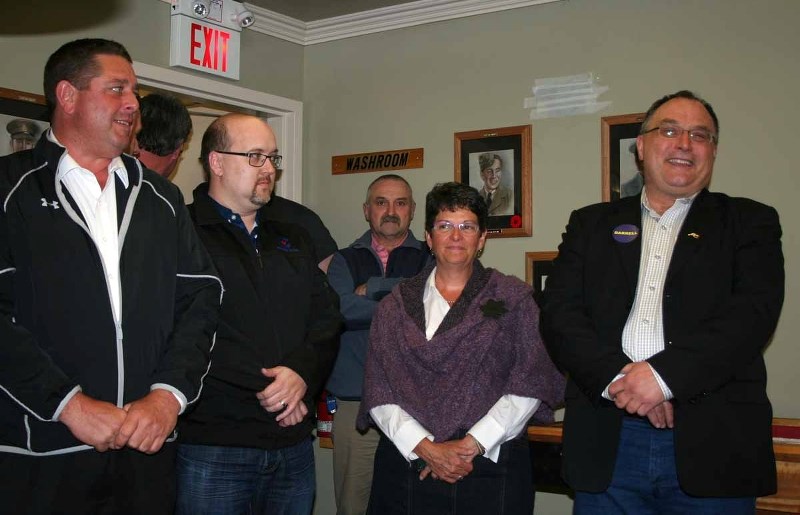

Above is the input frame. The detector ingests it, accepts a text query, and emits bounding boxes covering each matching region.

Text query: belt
[623,411,648,420]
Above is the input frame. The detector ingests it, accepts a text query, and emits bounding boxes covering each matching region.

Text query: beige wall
[304,0,800,412]
[304,3,799,511]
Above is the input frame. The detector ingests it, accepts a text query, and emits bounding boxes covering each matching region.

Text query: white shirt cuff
[370,404,433,461]
[602,366,672,403]
[469,414,505,462]
[602,373,626,400]
[468,395,540,463]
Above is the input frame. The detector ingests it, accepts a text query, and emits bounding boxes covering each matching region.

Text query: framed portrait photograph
[454,124,532,238]
[0,87,49,158]
[525,251,557,305]
[601,113,645,202]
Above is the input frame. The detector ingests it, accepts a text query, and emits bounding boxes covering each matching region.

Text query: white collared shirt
[51,131,128,325]
[370,267,540,463]
[603,188,697,400]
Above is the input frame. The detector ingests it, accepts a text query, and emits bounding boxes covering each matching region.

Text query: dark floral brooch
[480,299,507,319]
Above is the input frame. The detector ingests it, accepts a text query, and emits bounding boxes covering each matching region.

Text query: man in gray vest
[326,174,430,515]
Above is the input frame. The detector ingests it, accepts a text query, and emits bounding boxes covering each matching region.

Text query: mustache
[381,215,400,224]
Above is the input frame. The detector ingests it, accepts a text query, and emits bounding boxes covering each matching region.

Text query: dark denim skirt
[367,433,534,515]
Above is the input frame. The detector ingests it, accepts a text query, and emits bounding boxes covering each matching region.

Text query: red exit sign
[170,14,240,80]
[190,23,230,72]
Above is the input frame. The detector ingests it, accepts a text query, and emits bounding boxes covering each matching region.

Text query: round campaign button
[612,224,639,243]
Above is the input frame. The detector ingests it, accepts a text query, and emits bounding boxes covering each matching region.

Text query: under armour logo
[40,198,60,210]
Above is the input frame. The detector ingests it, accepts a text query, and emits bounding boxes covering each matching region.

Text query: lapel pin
[687,232,700,239]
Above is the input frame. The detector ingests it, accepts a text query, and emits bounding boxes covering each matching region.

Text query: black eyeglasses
[640,124,717,145]
[215,150,283,168]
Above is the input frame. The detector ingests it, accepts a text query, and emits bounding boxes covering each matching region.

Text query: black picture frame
[525,251,557,304]
[601,113,645,202]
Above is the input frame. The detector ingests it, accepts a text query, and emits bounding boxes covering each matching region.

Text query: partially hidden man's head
[135,93,192,177]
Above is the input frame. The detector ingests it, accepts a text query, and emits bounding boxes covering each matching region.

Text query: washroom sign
[332,148,424,175]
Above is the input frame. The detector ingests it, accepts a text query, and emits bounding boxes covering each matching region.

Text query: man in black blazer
[541,90,784,514]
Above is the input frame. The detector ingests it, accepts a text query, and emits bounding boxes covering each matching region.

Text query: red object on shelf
[772,424,800,440]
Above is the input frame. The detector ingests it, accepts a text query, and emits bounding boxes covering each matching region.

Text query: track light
[173,0,253,31]
[191,0,210,18]
[232,6,255,28]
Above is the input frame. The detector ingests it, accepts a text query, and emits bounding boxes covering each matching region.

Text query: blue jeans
[176,438,315,515]
[574,417,755,515]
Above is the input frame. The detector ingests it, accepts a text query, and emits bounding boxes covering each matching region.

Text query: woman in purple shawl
[358,182,565,515]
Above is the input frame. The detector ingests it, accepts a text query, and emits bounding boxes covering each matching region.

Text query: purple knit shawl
[358,263,565,441]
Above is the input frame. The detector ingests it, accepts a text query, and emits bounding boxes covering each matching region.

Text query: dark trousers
[367,434,534,515]
[0,443,177,515]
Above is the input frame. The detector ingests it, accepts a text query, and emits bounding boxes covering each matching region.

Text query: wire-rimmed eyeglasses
[215,150,283,168]
[640,124,717,145]
[431,221,481,235]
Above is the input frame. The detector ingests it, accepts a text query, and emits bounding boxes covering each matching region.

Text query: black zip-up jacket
[0,135,222,455]
[180,183,342,450]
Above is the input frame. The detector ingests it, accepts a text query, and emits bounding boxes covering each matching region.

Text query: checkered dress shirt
[603,189,697,400]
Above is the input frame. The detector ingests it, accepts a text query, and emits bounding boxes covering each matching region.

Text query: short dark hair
[640,90,719,140]
[43,38,132,113]
[425,182,488,233]
[200,116,229,182]
[136,94,192,156]
[478,153,502,171]
[365,174,413,203]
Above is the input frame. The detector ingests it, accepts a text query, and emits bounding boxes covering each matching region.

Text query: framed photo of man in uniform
[454,124,532,238]
[601,113,645,202]
[0,87,49,157]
